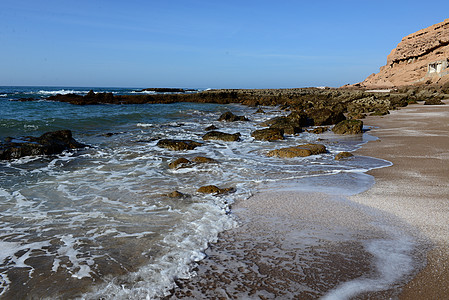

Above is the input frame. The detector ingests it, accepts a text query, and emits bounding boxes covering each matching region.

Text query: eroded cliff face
[360,19,449,88]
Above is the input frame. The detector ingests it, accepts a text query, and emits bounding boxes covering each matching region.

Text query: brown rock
[267,143,327,158]
[251,128,284,141]
[169,157,191,169]
[309,127,328,134]
[157,139,202,151]
[332,120,363,135]
[335,152,354,160]
[165,191,189,198]
[202,131,241,142]
[424,99,445,105]
[192,156,218,164]
[197,185,235,195]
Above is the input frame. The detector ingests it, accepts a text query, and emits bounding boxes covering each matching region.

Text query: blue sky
[1,1,448,88]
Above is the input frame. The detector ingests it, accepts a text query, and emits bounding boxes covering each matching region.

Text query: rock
[267,143,327,158]
[164,191,189,198]
[218,111,249,122]
[308,127,328,134]
[202,131,241,142]
[335,152,354,160]
[259,111,307,134]
[0,130,88,160]
[347,96,391,115]
[370,110,390,116]
[332,120,363,135]
[358,19,449,88]
[157,139,202,151]
[255,108,265,113]
[169,157,191,169]
[251,128,284,141]
[205,125,218,131]
[192,156,218,164]
[305,107,346,126]
[424,99,445,105]
[197,185,235,195]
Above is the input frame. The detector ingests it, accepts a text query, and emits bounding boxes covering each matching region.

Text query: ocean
[0,87,425,299]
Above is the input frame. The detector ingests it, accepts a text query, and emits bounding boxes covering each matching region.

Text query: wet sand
[167,100,449,299]
[350,100,449,299]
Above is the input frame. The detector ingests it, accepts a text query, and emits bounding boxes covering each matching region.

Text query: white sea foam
[0,94,7,97]
[37,89,88,95]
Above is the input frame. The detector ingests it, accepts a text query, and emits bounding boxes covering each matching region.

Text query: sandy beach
[350,100,449,299]
[167,100,449,299]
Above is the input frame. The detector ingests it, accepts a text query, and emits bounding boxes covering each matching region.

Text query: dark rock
[0,130,88,160]
[197,185,235,195]
[306,107,346,126]
[169,158,191,169]
[205,125,218,131]
[218,112,249,122]
[332,120,363,135]
[255,108,265,114]
[259,111,307,135]
[424,99,445,105]
[267,143,327,158]
[335,152,354,160]
[157,139,202,151]
[251,128,284,141]
[192,156,218,164]
[202,131,241,142]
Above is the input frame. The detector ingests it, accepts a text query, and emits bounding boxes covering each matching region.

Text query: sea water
[0,87,424,299]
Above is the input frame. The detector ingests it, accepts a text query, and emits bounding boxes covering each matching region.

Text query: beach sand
[167,100,449,299]
[350,100,449,299]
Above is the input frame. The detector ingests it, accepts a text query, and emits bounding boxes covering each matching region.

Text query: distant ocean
[0,86,424,298]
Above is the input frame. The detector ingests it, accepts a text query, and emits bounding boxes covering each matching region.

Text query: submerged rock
[332,120,363,135]
[218,111,249,122]
[267,143,327,158]
[169,158,191,169]
[335,152,354,160]
[0,130,88,160]
[157,139,202,151]
[197,185,235,195]
[164,191,190,198]
[251,128,284,141]
[205,125,218,131]
[202,131,241,142]
[192,156,218,164]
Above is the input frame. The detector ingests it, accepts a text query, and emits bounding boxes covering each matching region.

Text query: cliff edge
[359,19,449,88]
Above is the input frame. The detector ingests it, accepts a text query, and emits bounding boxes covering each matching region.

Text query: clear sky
[1,1,448,88]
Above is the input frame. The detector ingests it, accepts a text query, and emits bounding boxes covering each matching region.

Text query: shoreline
[166,100,449,299]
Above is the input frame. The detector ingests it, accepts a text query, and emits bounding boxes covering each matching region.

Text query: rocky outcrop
[251,128,284,141]
[157,139,202,151]
[202,131,241,142]
[267,143,327,158]
[359,19,449,88]
[332,120,363,135]
[0,130,87,160]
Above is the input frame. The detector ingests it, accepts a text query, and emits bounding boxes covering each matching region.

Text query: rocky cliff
[360,19,449,88]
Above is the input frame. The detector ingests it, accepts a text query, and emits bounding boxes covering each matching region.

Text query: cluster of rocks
[0,130,88,160]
